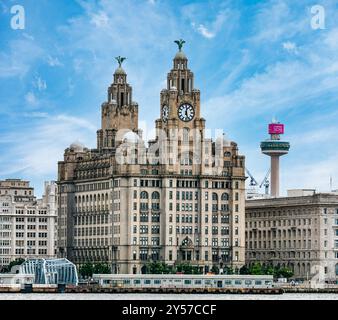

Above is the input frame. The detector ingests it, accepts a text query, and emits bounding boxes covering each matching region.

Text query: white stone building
[245,190,338,283]
[0,179,57,268]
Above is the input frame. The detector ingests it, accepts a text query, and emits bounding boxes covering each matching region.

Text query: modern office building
[0,179,57,268]
[245,190,338,283]
[57,41,246,274]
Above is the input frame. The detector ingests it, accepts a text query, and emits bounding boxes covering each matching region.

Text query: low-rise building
[245,191,338,283]
[0,179,57,268]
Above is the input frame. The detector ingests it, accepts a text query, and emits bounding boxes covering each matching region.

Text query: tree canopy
[239,263,293,279]
[0,258,25,273]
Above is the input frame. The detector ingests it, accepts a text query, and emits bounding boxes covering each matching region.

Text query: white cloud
[73,58,84,73]
[22,33,35,41]
[283,153,338,193]
[251,0,308,43]
[90,11,109,28]
[216,49,251,93]
[204,26,338,127]
[0,113,97,182]
[0,39,43,78]
[25,92,38,106]
[282,41,298,54]
[191,9,230,39]
[55,114,97,132]
[324,28,338,50]
[197,24,215,39]
[22,112,49,118]
[289,126,338,146]
[47,55,62,67]
[34,76,47,91]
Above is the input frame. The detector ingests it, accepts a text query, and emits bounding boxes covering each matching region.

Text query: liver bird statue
[174,39,185,52]
[115,56,126,67]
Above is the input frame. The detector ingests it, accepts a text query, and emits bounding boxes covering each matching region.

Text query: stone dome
[70,141,85,152]
[114,66,126,75]
[174,51,187,60]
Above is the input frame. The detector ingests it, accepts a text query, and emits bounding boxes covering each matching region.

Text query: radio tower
[260,119,290,197]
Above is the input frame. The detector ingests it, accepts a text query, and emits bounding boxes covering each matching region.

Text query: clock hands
[177,103,194,122]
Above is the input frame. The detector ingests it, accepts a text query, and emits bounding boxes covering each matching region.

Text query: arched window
[182,237,193,246]
[140,191,149,199]
[151,191,160,200]
[183,127,189,143]
[221,193,229,201]
[180,152,192,166]
[212,193,218,201]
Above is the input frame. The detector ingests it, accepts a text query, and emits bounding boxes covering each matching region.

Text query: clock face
[178,103,195,122]
[162,105,169,121]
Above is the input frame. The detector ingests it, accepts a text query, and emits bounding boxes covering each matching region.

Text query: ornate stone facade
[57,43,246,274]
[246,192,338,282]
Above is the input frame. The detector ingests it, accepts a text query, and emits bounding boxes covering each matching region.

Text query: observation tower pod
[260,121,290,197]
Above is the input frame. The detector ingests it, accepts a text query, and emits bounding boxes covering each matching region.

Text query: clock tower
[155,39,205,137]
[97,56,139,152]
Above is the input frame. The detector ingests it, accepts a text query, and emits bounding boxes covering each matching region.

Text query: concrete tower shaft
[270,155,280,197]
[260,123,290,197]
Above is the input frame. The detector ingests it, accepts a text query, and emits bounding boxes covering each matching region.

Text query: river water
[0,293,337,300]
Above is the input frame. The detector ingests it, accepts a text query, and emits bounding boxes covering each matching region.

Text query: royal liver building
[57,41,246,274]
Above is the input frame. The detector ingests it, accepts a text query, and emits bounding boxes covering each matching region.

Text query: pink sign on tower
[268,123,284,134]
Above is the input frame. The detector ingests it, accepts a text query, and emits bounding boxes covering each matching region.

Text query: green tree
[147,262,163,274]
[262,265,275,275]
[249,263,263,275]
[182,263,193,274]
[192,266,202,275]
[144,262,174,274]
[239,265,249,275]
[223,266,234,275]
[276,267,293,279]
[1,258,25,273]
[93,263,111,274]
[175,263,193,274]
[211,265,219,274]
[79,263,94,278]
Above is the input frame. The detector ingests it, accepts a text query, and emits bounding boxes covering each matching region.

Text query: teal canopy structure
[19,258,78,285]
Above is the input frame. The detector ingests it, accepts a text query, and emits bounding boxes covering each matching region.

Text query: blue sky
[1,0,338,196]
